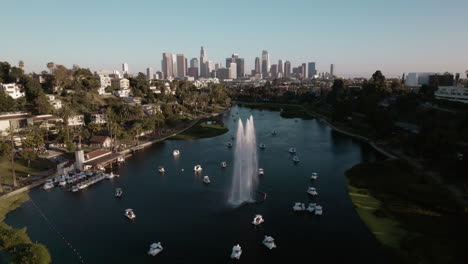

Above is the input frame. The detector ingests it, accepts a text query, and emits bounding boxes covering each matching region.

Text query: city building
[278,60,284,75]
[162,53,174,79]
[90,112,107,124]
[97,74,112,95]
[308,62,316,78]
[302,63,307,78]
[434,86,468,103]
[176,54,186,78]
[200,46,207,78]
[429,74,454,87]
[261,50,270,78]
[0,112,30,136]
[330,64,334,77]
[284,61,291,77]
[187,67,199,78]
[146,67,154,80]
[172,54,178,78]
[270,64,278,78]
[89,136,112,148]
[0,83,25,99]
[255,57,261,75]
[405,72,436,86]
[217,68,230,80]
[228,63,237,79]
[111,78,129,90]
[122,63,129,74]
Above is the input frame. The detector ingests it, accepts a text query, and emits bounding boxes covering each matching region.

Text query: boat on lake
[252,214,264,225]
[307,187,318,196]
[148,242,163,256]
[43,180,54,190]
[173,149,180,156]
[262,236,277,250]
[307,203,316,212]
[203,176,211,184]
[230,244,242,259]
[258,168,264,175]
[221,161,227,168]
[124,209,136,220]
[293,202,306,211]
[311,172,318,180]
[158,166,165,173]
[315,205,323,215]
[115,188,123,198]
[292,155,300,163]
[194,165,202,172]
[288,147,296,153]
[259,143,266,149]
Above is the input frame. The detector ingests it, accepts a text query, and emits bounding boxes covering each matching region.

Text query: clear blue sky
[2,0,467,77]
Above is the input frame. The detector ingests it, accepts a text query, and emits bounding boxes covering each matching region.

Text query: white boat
[259,143,266,149]
[227,142,233,148]
[230,244,242,259]
[124,209,136,220]
[172,149,180,156]
[252,214,264,225]
[292,155,300,163]
[262,236,277,250]
[158,166,165,173]
[43,180,54,190]
[221,161,227,168]
[78,183,87,190]
[193,165,202,172]
[315,205,323,215]
[258,168,264,175]
[293,202,306,211]
[71,185,79,192]
[106,172,116,179]
[203,176,211,184]
[148,242,163,256]
[307,187,318,196]
[117,157,125,163]
[288,147,296,153]
[58,180,67,187]
[311,172,318,180]
[115,188,123,197]
[307,203,317,213]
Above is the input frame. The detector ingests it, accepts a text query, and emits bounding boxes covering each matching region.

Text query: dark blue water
[6,105,385,263]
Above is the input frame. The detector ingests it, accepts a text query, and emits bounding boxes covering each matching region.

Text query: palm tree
[132,122,143,146]
[58,106,74,143]
[6,127,17,187]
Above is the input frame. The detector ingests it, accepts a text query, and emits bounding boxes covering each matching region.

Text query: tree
[18,60,24,69]
[46,62,54,74]
[0,90,17,112]
[87,123,101,136]
[11,243,51,264]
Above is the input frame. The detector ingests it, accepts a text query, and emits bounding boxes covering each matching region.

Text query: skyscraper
[190,58,198,68]
[330,64,334,77]
[254,57,261,75]
[284,61,291,76]
[200,46,207,78]
[161,53,173,79]
[146,67,154,80]
[308,62,316,78]
[302,63,307,78]
[261,50,270,78]
[229,63,237,79]
[172,54,178,78]
[270,64,278,77]
[278,60,284,75]
[176,54,186,78]
[226,54,244,79]
[122,62,129,74]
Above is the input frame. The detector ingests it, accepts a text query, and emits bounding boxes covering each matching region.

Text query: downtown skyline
[1,0,467,77]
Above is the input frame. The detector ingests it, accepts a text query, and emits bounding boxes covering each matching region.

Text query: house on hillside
[88,135,112,148]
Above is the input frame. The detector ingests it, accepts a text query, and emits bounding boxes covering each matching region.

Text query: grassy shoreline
[346,159,468,263]
[169,118,229,140]
[238,102,316,119]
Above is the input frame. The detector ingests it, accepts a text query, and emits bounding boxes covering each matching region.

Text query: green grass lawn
[346,159,468,264]
[0,157,56,186]
[170,121,229,140]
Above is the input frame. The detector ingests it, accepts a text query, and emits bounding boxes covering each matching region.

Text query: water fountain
[228,115,259,206]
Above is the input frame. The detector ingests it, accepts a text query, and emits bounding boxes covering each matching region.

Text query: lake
[6,105,386,263]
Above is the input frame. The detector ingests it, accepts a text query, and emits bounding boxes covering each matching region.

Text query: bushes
[0,223,31,250]
[10,243,51,264]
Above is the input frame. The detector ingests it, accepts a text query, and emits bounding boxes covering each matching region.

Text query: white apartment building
[67,115,85,127]
[434,86,468,104]
[90,112,107,124]
[111,78,129,89]
[98,74,112,95]
[0,83,25,99]
[113,88,131,98]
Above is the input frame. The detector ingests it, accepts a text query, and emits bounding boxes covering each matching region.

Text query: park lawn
[0,157,55,186]
[346,159,468,264]
[347,184,405,249]
[170,120,228,140]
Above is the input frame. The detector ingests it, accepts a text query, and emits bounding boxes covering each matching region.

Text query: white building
[111,78,129,90]
[434,86,468,104]
[0,83,25,99]
[122,63,129,74]
[67,115,85,127]
[0,112,30,136]
[90,112,107,124]
[229,63,237,79]
[113,88,131,98]
[97,74,112,95]
[192,78,220,88]
[142,104,161,116]
[406,72,436,87]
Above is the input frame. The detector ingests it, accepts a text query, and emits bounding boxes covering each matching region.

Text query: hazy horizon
[2,0,467,78]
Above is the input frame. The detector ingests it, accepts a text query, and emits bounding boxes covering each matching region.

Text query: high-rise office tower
[330,64,334,77]
[206,61,213,77]
[122,62,129,74]
[200,46,207,78]
[254,57,261,75]
[215,63,220,71]
[172,54,178,78]
[270,64,278,77]
[161,53,173,79]
[176,54,186,78]
[308,62,316,78]
[278,60,284,75]
[185,58,188,77]
[146,67,154,80]
[190,58,198,69]
[302,63,307,78]
[261,50,270,77]
[226,54,244,79]
[284,61,291,76]
[229,63,237,79]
